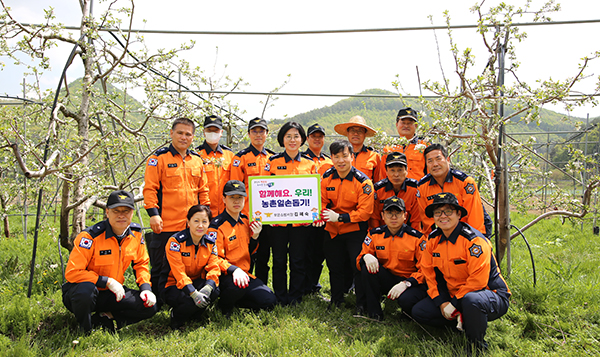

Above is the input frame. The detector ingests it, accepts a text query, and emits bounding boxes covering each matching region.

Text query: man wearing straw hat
[334,116,381,182]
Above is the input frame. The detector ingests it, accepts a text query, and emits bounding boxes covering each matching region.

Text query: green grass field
[0,213,599,356]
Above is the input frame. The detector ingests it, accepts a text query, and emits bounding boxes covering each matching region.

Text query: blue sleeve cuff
[406,277,418,286]
[340,213,351,223]
[146,208,160,217]
[205,279,217,290]
[432,295,447,307]
[451,296,461,311]
[226,265,239,275]
[97,276,108,289]
[139,283,151,291]
[183,284,195,295]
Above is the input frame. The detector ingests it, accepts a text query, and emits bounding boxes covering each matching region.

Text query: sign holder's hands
[321,209,340,222]
[250,221,262,239]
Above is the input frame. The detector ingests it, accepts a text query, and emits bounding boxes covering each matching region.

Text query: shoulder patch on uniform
[270,153,284,160]
[405,226,423,238]
[221,145,233,152]
[232,159,241,167]
[236,147,252,156]
[264,163,271,172]
[363,236,372,246]
[79,237,93,249]
[209,216,225,229]
[362,184,373,195]
[461,225,478,240]
[465,182,475,195]
[301,153,313,161]
[148,158,158,166]
[205,232,217,244]
[190,151,202,158]
[175,232,187,243]
[416,190,421,198]
[169,241,181,252]
[419,239,427,251]
[469,243,483,258]
[208,231,217,241]
[266,148,277,155]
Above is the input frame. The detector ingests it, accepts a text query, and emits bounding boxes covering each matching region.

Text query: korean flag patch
[363,236,372,246]
[79,237,93,249]
[148,158,158,167]
[264,163,271,172]
[419,240,427,251]
[169,242,181,252]
[207,231,217,243]
[233,159,241,167]
[469,243,483,258]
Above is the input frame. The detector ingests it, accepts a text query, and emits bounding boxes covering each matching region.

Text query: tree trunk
[0,194,9,238]
[496,150,511,265]
[60,174,72,250]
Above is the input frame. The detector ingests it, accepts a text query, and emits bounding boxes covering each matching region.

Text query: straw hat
[334,115,377,137]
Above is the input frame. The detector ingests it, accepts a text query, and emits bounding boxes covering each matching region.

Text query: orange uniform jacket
[353,145,381,182]
[230,145,275,215]
[196,141,235,216]
[65,220,151,291]
[262,152,316,176]
[356,224,426,285]
[144,145,210,232]
[379,137,429,181]
[370,177,424,232]
[163,228,221,294]
[421,222,511,307]
[303,148,333,176]
[417,168,486,236]
[209,211,258,278]
[321,166,374,238]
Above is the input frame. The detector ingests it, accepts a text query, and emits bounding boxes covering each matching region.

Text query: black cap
[106,190,135,209]
[307,123,326,136]
[424,192,468,218]
[396,107,418,122]
[382,196,405,212]
[248,117,269,131]
[223,180,247,197]
[204,115,223,130]
[385,152,407,167]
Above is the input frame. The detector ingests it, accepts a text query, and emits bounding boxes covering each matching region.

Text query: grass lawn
[0,213,599,356]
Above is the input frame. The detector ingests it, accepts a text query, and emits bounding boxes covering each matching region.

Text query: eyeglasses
[433,209,455,217]
[348,128,366,134]
[384,211,403,218]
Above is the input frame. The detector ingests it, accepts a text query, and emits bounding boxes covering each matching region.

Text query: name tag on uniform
[168,163,177,168]
[277,166,287,170]
[100,250,111,256]
[376,246,385,250]
[181,252,191,257]
[247,163,256,167]
[326,187,335,191]
[432,252,441,257]
[229,235,237,241]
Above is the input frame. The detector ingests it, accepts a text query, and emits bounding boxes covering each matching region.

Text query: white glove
[387,281,408,300]
[106,277,125,302]
[321,209,340,222]
[250,220,262,238]
[140,290,156,307]
[456,312,463,331]
[232,268,250,288]
[191,284,213,308]
[362,254,379,274]
[442,302,458,320]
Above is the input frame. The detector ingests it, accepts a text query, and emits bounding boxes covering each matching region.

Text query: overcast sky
[2,0,600,122]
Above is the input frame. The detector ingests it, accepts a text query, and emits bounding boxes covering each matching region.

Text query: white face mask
[205,131,222,144]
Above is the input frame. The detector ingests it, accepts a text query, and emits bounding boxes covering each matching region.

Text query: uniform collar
[183,228,209,247]
[104,220,133,241]
[168,143,190,158]
[199,140,223,154]
[249,144,269,156]
[283,151,302,163]
[223,210,243,227]
[383,224,409,238]
[304,148,325,160]
[427,169,454,186]
[355,145,369,154]
[332,166,356,181]
[383,178,408,192]
[438,221,463,244]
